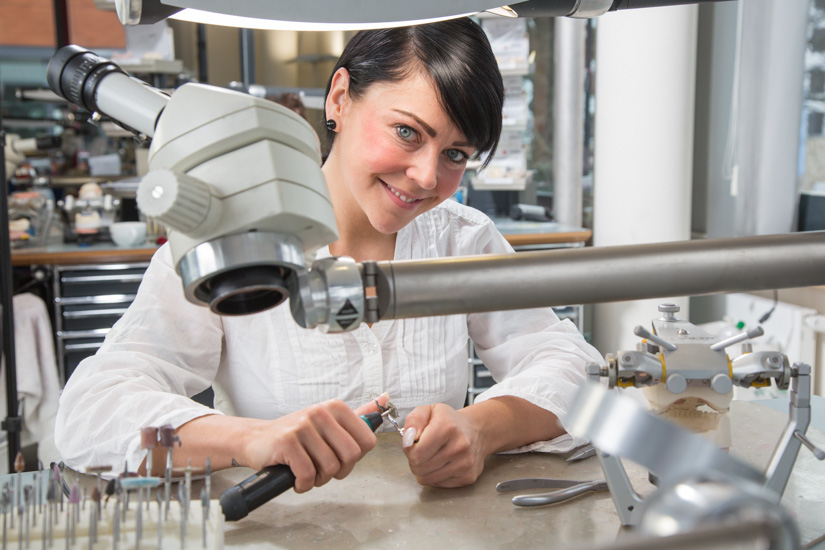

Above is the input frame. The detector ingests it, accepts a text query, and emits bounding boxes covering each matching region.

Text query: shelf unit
[51,262,148,385]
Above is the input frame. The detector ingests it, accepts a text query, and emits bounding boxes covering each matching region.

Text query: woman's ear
[325,67,350,122]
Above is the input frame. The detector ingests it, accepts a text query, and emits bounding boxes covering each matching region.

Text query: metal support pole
[552,17,586,227]
[52,0,70,49]
[197,24,208,84]
[370,231,825,320]
[240,28,256,90]
[0,84,23,472]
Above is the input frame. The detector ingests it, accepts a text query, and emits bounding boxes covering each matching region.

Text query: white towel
[0,292,61,472]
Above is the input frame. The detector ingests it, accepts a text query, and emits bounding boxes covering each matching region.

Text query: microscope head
[48,46,338,315]
[137,84,337,315]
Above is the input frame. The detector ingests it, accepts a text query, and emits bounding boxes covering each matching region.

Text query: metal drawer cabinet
[52,263,148,383]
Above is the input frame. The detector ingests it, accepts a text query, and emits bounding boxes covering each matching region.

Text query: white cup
[109,221,147,248]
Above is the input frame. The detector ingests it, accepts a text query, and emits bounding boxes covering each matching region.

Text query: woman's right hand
[239,396,389,493]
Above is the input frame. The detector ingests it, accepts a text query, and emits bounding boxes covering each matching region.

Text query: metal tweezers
[496,478,609,507]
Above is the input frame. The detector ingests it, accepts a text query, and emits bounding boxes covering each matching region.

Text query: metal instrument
[375,399,404,436]
[585,303,817,513]
[566,383,805,549]
[496,478,608,506]
[566,444,595,462]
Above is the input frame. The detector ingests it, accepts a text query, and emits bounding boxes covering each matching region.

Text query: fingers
[402,404,485,488]
[401,405,433,449]
[269,400,378,492]
[353,392,390,416]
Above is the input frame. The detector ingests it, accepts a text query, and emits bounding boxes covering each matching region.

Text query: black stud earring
[325,119,337,131]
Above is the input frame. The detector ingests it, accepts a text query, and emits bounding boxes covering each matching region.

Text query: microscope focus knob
[137,168,215,233]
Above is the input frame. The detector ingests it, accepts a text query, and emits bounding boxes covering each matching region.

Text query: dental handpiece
[219,411,384,521]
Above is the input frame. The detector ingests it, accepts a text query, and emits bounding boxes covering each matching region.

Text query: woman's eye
[396,125,416,141]
[446,149,468,164]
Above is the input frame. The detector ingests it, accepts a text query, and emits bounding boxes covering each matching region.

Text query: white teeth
[385,183,419,203]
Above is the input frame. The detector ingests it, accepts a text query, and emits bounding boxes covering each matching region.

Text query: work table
[209,400,825,549]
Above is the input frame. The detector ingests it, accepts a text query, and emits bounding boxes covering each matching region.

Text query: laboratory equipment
[45,46,825,328]
[48,44,337,316]
[495,477,608,506]
[3,133,61,182]
[112,0,733,28]
[219,408,396,521]
[566,383,810,549]
[58,182,120,243]
[0,452,224,549]
[586,303,820,519]
[555,304,825,550]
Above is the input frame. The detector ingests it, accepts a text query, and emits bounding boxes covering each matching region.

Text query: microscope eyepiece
[47,45,169,137]
[47,45,126,116]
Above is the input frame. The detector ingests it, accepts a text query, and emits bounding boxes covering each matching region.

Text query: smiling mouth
[383,182,422,204]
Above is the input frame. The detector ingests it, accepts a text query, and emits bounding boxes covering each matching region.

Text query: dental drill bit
[135,488,142,550]
[14,452,25,511]
[159,425,178,523]
[17,503,23,550]
[40,489,46,550]
[104,479,116,509]
[184,460,192,520]
[69,485,79,545]
[200,489,208,549]
[141,428,159,476]
[112,498,120,550]
[49,465,64,514]
[204,459,211,516]
[164,451,172,522]
[90,487,101,545]
[2,484,9,537]
[156,491,163,550]
[24,486,31,549]
[178,483,186,548]
[45,480,55,546]
[84,466,112,509]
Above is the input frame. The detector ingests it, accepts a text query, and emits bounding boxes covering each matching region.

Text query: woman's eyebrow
[392,108,473,148]
[393,109,437,137]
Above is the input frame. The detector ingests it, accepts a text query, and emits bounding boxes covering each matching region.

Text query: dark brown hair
[323,18,504,168]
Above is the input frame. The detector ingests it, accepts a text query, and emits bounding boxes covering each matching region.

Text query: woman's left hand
[401,404,486,488]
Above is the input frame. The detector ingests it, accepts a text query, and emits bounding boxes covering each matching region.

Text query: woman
[55,18,602,493]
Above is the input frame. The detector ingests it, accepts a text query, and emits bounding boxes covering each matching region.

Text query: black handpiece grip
[220,465,295,521]
[220,411,384,521]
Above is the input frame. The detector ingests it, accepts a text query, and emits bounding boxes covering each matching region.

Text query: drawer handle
[63,308,129,319]
[62,274,144,283]
[56,295,136,306]
[58,329,111,339]
[64,342,104,352]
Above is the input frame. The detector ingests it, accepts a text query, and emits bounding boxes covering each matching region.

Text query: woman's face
[326,69,477,235]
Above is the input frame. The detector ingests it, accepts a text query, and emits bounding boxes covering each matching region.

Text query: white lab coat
[56,200,603,472]
[0,292,61,472]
